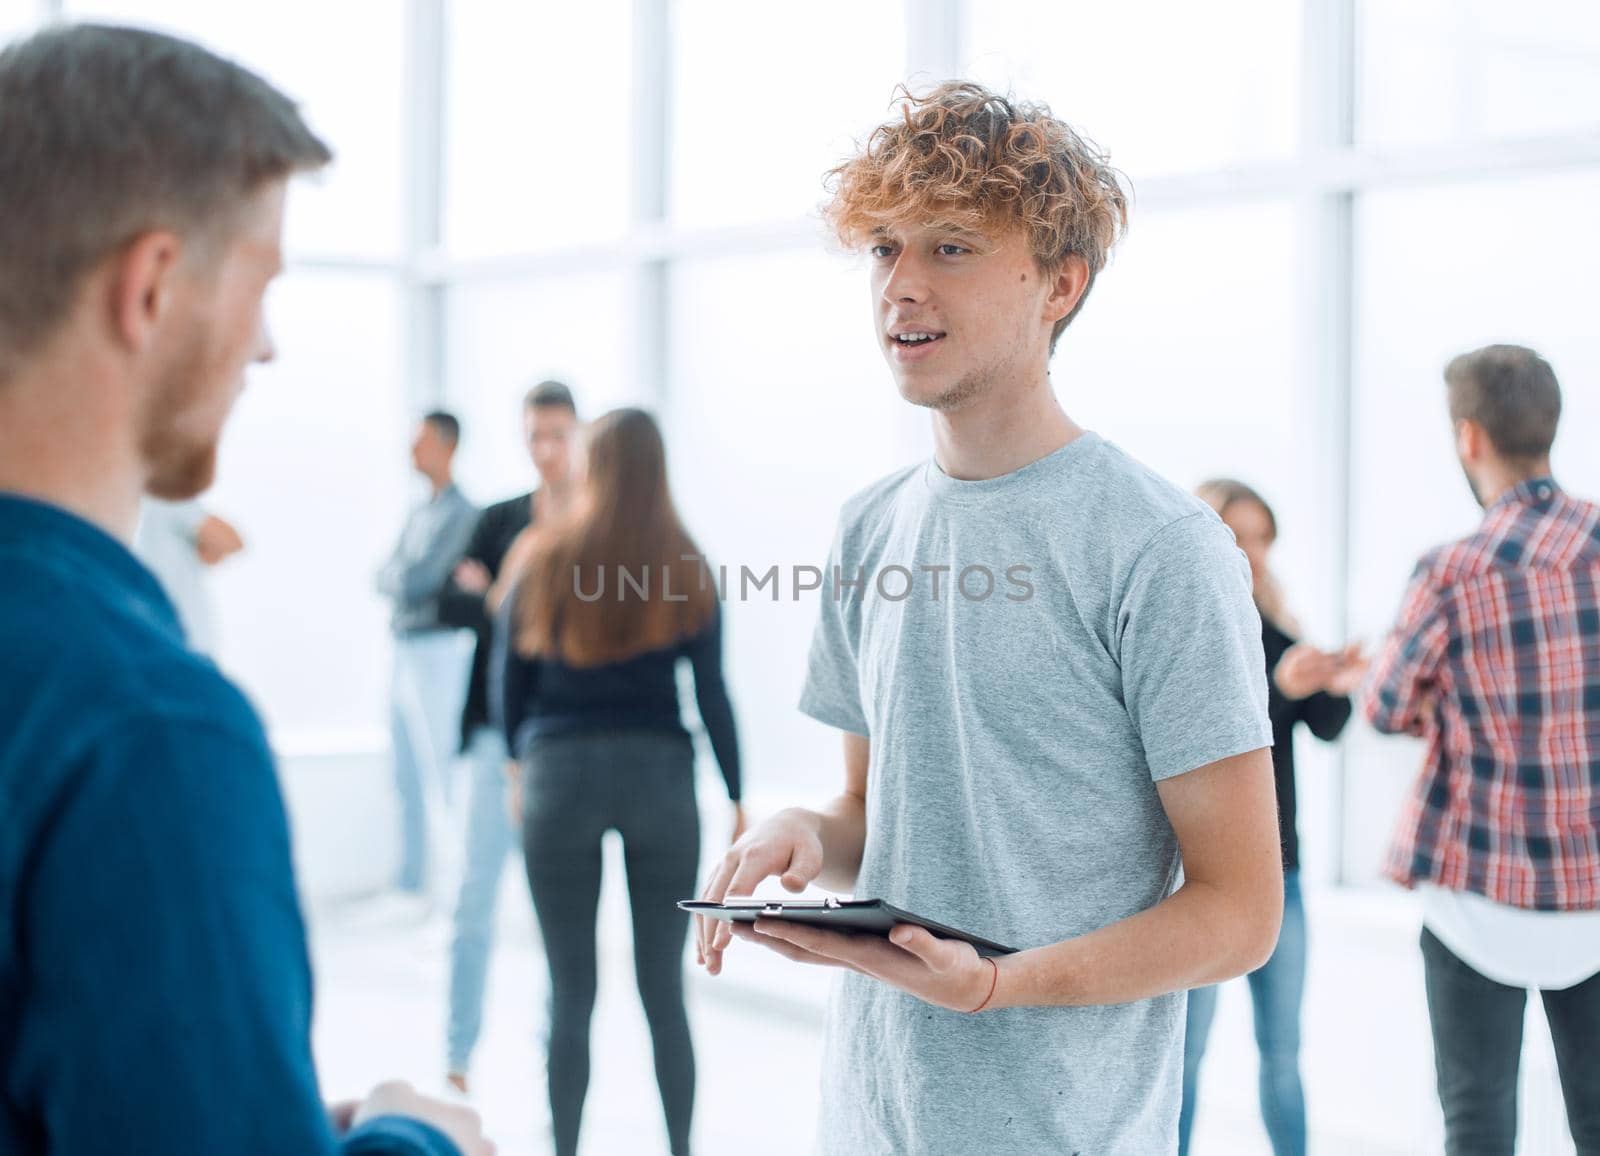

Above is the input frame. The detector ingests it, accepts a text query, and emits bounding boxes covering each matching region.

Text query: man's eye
[869,244,896,259]
[937,243,968,256]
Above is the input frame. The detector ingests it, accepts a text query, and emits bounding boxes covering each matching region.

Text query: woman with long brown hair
[493,407,742,1156]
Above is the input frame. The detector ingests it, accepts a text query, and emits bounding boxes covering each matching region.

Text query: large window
[965,0,1302,179]
[1359,0,1600,148]
[67,0,407,260]
[668,2,906,228]
[445,1,632,256]
[9,2,1599,887]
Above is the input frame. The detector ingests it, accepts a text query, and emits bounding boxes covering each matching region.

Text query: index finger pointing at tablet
[780,838,822,892]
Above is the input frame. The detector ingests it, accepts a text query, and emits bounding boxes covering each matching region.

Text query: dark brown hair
[421,410,461,448]
[824,81,1130,346]
[0,24,332,381]
[513,408,715,667]
[1443,344,1562,461]
[523,379,576,414]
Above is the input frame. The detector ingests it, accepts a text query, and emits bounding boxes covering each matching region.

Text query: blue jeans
[1180,869,1307,1156]
[390,631,471,893]
[446,726,517,1073]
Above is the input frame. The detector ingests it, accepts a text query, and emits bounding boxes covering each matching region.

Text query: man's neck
[535,480,572,519]
[0,359,144,542]
[929,370,1082,482]
[426,470,453,498]
[1477,457,1554,508]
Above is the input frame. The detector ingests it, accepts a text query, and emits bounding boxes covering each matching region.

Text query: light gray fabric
[798,431,1271,1156]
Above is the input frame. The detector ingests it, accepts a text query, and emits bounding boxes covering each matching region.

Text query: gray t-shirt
[798,431,1271,1155]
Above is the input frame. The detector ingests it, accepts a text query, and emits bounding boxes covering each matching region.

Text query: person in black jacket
[1178,479,1367,1156]
[436,380,578,1093]
[497,408,744,1156]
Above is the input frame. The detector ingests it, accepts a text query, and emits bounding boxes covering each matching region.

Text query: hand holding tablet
[678,896,1017,958]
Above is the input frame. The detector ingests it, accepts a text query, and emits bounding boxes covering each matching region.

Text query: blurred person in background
[1180,478,1366,1156]
[497,407,744,1156]
[0,24,489,1155]
[1365,344,1600,1155]
[435,379,578,1093]
[376,409,478,910]
[134,497,245,655]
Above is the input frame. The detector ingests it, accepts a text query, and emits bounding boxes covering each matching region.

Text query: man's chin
[896,375,980,413]
[145,447,219,502]
[894,371,947,407]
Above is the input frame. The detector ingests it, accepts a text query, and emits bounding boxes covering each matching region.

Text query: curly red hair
[824,82,1130,340]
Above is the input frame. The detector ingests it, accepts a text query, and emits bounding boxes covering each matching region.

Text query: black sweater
[1264,618,1352,871]
[435,491,533,752]
[494,603,742,802]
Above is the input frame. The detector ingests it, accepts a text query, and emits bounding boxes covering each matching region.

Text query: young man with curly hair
[695,83,1283,1154]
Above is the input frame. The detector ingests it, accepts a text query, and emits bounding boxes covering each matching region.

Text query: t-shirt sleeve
[797,527,870,737]
[1116,512,1272,781]
[9,708,456,1155]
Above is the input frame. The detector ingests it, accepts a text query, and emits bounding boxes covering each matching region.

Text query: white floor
[306,840,1579,1156]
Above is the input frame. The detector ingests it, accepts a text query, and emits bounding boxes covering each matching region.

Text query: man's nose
[882,252,929,304]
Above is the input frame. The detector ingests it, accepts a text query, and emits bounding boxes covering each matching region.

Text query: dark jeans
[1421,926,1600,1155]
[521,729,700,1156]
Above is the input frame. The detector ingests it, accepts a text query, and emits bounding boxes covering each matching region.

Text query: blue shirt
[375,483,479,635]
[0,494,457,1156]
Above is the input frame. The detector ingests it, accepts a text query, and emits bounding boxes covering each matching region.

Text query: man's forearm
[987,874,1282,1009]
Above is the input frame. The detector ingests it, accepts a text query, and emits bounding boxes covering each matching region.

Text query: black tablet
[678,896,1017,958]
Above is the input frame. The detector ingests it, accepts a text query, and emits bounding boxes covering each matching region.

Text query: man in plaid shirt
[1366,344,1600,1154]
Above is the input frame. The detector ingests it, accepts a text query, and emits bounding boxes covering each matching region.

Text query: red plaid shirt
[1365,477,1600,911]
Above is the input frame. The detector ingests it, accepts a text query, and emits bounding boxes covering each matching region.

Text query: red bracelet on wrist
[966,956,1000,1013]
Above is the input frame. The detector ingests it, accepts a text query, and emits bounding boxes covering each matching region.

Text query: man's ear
[106,230,185,354]
[1043,254,1090,326]
[1455,418,1484,463]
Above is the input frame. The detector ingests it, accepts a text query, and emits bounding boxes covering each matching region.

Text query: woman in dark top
[494,408,742,1156]
[1178,479,1366,1156]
